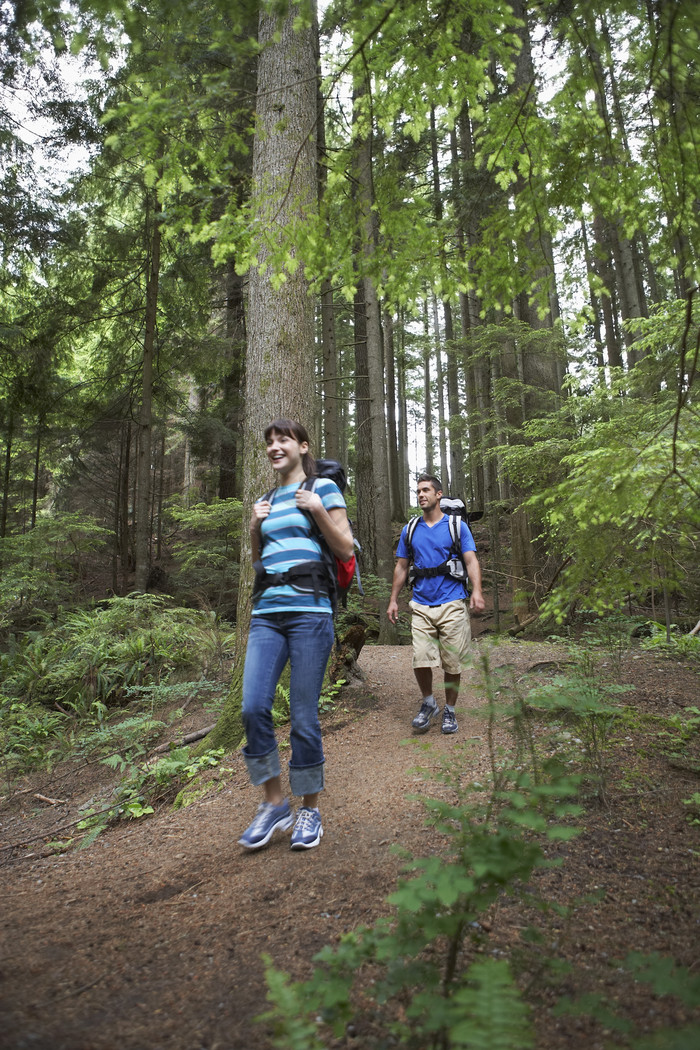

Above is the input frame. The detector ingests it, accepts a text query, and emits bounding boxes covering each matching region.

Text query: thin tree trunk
[120,421,131,592]
[353,280,373,565]
[383,306,403,521]
[1,415,13,539]
[432,295,449,490]
[422,297,434,474]
[134,191,162,592]
[31,424,41,529]
[397,317,410,510]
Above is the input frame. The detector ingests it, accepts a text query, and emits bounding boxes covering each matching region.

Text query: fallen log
[152,724,216,754]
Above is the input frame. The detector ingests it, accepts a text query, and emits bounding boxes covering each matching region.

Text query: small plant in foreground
[257,653,582,1050]
[521,671,631,805]
[76,746,225,847]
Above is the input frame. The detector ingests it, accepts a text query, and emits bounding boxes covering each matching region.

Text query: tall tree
[208,0,319,750]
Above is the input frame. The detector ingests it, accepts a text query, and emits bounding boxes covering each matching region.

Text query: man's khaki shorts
[409,598,472,674]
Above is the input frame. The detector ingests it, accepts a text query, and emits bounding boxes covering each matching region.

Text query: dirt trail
[2,640,698,1050]
[1,644,495,1050]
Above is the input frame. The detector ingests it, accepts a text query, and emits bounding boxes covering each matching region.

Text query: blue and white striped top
[253,478,346,615]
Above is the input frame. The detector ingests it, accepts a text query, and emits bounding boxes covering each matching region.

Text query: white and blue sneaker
[238,799,294,850]
[441,707,458,735]
[412,701,439,733]
[290,807,323,850]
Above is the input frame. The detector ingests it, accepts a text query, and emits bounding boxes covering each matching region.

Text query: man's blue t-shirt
[396,514,476,606]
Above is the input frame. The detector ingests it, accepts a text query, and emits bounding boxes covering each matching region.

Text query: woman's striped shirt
[252,478,346,615]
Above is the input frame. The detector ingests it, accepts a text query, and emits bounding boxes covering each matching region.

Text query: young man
[387,475,485,734]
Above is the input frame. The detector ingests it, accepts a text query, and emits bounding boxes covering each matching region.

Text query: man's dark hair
[417,473,442,493]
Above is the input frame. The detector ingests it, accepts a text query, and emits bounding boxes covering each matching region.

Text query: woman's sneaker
[412,701,439,732]
[441,708,458,734]
[238,800,293,849]
[290,807,323,850]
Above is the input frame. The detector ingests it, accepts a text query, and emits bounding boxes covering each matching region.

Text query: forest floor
[1,630,699,1050]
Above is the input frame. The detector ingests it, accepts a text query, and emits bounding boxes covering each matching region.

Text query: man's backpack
[405,496,478,589]
[255,458,363,612]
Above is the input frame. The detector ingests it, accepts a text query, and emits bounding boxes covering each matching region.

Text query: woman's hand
[250,500,271,533]
[295,488,323,515]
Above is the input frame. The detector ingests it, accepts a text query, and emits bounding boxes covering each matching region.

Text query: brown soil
[1,637,699,1050]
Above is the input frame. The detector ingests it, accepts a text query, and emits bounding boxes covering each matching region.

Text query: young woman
[238,418,354,850]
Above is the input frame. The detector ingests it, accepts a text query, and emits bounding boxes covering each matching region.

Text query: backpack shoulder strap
[298,476,323,539]
[448,514,461,552]
[405,515,420,557]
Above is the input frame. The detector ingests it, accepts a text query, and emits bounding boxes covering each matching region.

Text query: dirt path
[2,640,698,1050]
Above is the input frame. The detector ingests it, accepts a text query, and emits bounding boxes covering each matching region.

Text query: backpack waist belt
[252,560,331,603]
[412,562,453,579]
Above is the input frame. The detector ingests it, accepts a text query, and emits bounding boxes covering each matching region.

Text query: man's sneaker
[441,708,458,735]
[290,807,323,850]
[238,800,293,850]
[412,701,439,733]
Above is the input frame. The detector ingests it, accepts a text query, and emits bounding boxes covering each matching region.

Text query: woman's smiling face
[266,429,308,473]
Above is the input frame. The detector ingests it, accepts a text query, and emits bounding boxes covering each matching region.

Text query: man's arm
[464,550,485,613]
[387,557,409,623]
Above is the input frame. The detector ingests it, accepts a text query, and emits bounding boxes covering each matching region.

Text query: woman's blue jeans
[241,612,334,797]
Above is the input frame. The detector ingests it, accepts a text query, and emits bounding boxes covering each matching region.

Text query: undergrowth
[257,640,700,1050]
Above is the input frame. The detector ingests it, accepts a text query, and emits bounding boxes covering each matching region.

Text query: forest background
[1,1,699,1047]
[1,0,698,751]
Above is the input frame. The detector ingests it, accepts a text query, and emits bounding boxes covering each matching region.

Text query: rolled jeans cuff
[242,746,281,787]
[289,761,325,797]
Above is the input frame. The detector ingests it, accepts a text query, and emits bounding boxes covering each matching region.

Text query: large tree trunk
[317,63,340,460]
[206,0,318,754]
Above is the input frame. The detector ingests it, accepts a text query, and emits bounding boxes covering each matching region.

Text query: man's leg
[444,671,460,707]
[410,603,441,732]
[414,665,434,699]
[436,601,472,735]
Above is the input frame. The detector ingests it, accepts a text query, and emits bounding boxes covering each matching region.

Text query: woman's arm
[250,500,271,563]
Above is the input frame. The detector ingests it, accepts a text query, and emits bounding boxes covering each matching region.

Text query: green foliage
[0,695,67,771]
[271,674,347,728]
[76,745,225,845]
[1,594,234,713]
[521,666,631,804]
[258,652,582,1049]
[640,623,700,661]
[682,793,700,826]
[555,953,700,1049]
[0,595,234,777]
[0,512,111,632]
[167,496,242,612]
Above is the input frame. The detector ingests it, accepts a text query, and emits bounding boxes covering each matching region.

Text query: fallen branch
[152,724,216,754]
[34,794,67,806]
[509,613,539,636]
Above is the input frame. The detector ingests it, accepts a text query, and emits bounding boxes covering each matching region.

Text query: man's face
[417,481,441,511]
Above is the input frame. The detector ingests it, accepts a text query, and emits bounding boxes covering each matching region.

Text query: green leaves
[447,959,534,1049]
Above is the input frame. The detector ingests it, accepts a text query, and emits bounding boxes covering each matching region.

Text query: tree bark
[134,191,162,592]
[206,0,318,754]
[383,305,404,521]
